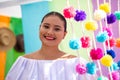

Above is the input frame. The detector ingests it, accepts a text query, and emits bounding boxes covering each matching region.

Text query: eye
[43,25,49,29]
[54,28,61,31]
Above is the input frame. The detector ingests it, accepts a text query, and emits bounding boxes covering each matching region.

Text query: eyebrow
[43,23,50,25]
[43,23,62,28]
[54,25,62,28]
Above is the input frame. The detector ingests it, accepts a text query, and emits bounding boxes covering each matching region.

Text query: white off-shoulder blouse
[6,56,91,80]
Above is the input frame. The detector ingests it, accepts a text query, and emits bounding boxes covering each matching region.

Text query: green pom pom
[114,11,120,20]
[97,76,108,80]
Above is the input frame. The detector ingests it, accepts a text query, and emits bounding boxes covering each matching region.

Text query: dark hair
[41,11,67,32]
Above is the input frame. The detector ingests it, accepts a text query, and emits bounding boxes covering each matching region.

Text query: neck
[39,45,65,60]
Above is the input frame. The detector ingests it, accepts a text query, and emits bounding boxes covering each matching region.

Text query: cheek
[39,30,43,39]
[58,33,65,39]
[60,32,66,38]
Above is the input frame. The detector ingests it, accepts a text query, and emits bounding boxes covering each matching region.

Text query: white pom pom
[94,9,106,21]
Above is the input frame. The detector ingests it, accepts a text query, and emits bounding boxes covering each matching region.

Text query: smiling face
[40,15,67,47]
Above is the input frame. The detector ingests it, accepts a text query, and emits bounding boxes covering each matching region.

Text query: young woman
[6,11,90,80]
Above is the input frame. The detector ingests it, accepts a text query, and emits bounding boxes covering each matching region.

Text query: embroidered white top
[6,56,91,80]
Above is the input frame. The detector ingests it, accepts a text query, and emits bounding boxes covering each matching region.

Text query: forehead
[42,15,64,27]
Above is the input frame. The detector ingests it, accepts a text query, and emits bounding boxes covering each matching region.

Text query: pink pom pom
[103,27,113,37]
[80,36,91,48]
[105,38,116,47]
[90,48,104,60]
[108,71,120,80]
[76,63,87,74]
[63,6,75,18]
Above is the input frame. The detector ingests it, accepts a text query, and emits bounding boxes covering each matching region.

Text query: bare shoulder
[23,50,39,59]
[61,53,77,59]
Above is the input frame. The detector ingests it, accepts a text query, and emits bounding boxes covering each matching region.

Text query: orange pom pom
[85,21,98,31]
[115,38,120,48]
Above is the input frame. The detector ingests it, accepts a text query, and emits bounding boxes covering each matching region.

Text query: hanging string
[87,0,96,49]
[108,67,113,80]
[66,0,70,7]
[92,32,97,49]
[97,0,107,55]
[118,0,120,37]
[77,0,80,10]
[96,0,109,77]
[108,0,112,28]
[108,0,111,14]
[87,0,97,50]
[87,0,92,20]
[119,21,120,37]
[97,60,103,76]
[99,21,107,55]
[118,0,120,11]
[96,0,99,10]
[69,19,75,38]
[106,0,113,79]
[104,0,106,3]
[81,22,85,36]
[102,0,111,51]
[76,50,80,59]
[87,48,92,62]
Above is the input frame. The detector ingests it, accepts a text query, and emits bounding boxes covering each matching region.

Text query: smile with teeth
[44,35,56,40]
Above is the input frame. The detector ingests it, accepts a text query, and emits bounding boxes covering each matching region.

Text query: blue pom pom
[74,10,87,21]
[107,13,117,24]
[96,31,108,43]
[86,62,97,74]
[97,76,108,80]
[110,62,119,71]
[107,49,116,58]
[117,60,120,69]
[69,39,81,50]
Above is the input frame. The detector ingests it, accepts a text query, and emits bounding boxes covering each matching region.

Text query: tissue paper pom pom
[97,76,108,80]
[107,13,117,24]
[105,38,116,47]
[76,63,87,74]
[99,3,110,13]
[80,36,91,48]
[86,62,97,74]
[114,11,120,20]
[107,49,116,59]
[94,9,106,21]
[90,48,103,60]
[63,6,75,18]
[96,31,108,43]
[110,62,119,71]
[85,21,98,31]
[115,38,120,48]
[74,10,87,21]
[69,39,81,50]
[117,60,120,68]
[103,27,113,37]
[108,71,120,80]
[100,55,113,67]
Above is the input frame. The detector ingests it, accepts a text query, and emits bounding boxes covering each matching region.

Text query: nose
[47,29,54,35]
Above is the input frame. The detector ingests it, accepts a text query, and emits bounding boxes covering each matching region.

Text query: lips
[44,35,56,40]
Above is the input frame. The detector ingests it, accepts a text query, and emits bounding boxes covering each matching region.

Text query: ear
[63,31,67,39]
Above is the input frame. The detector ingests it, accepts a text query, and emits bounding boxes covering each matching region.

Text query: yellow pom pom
[85,21,98,31]
[99,3,110,13]
[100,55,113,67]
